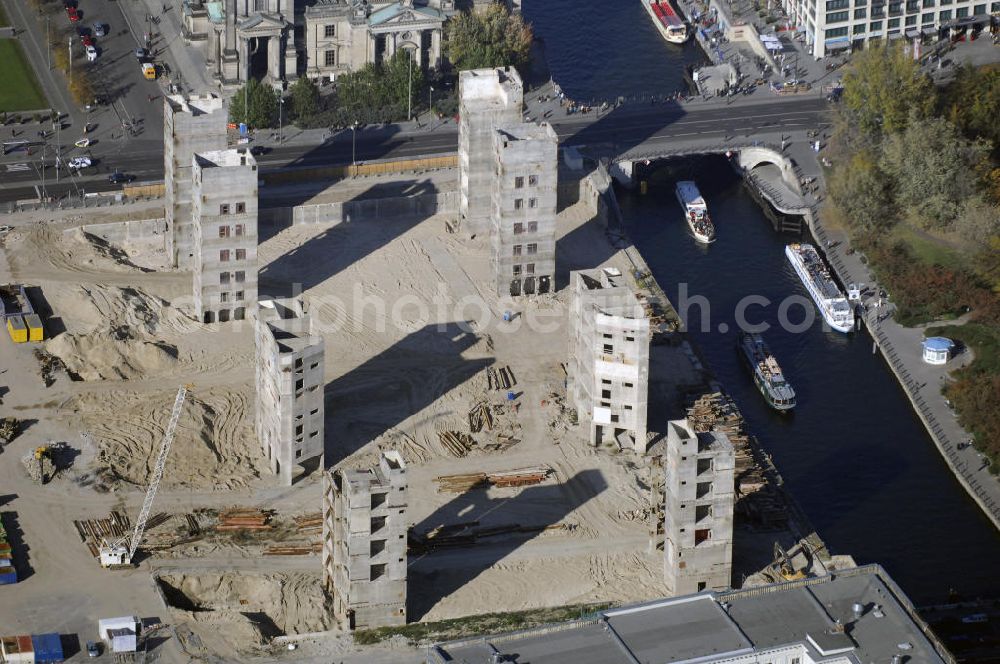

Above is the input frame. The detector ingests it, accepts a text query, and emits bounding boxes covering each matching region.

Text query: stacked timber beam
[438,431,477,457]
[686,392,788,530]
[434,466,552,493]
[486,366,517,391]
[217,508,272,530]
[468,402,495,433]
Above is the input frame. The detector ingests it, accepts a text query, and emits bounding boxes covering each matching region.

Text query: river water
[523,3,1000,603]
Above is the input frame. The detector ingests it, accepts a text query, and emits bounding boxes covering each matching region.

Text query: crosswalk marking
[5,163,30,172]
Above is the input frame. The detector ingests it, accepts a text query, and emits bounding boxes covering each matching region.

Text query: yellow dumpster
[24,314,43,342]
[7,316,27,343]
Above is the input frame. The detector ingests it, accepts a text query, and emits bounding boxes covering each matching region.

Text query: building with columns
[183,0,460,87]
[304,0,452,82]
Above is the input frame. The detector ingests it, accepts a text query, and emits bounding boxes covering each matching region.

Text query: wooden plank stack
[686,392,788,529]
[216,508,272,530]
[434,466,552,493]
[468,402,495,433]
[293,513,323,534]
[438,431,477,457]
[487,366,517,391]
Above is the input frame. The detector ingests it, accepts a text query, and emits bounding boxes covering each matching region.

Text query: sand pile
[75,387,263,489]
[43,284,202,380]
[47,333,177,381]
[157,572,329,651]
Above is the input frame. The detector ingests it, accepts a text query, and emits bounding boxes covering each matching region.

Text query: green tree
[336,51,425,122]
[446,4,532,71]
[880,113,989,228]
[827,151,895,236]
[943,64,1000,155]
[841,43,933,139]
[288,77,320,123]
[229,79,280,129]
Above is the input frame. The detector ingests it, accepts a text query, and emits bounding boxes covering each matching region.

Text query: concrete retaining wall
[70,218,167,244]
[292,191,458,226]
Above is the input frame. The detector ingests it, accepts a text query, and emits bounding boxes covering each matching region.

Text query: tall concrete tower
[458,66,523,235]
[662,419,735,595]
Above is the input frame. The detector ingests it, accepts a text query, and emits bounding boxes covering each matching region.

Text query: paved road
[0,95,829,203]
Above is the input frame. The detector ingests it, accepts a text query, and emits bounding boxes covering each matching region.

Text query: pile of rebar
[487,366,517,391]
[217,508,272,530]
[468,402,495,433]
[438,431,477,457]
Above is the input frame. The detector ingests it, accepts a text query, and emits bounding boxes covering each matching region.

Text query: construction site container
[107,628,136,653]
[98,617,139,642]
[30,634,63,663]
[0,566,16,584]
[0,635,35,663]
[24,314,43,342]
[7,316,27,343]
[0,284,32,319]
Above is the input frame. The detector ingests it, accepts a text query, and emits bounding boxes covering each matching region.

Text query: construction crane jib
[99,385,188,568]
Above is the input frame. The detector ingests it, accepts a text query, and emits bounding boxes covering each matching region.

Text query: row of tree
[827,44,1000,466]
[229,4,532,129]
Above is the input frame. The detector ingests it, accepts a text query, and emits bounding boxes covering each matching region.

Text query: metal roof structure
[428,565,953,664]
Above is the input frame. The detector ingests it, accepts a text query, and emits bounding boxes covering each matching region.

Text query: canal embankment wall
[747,144,1000,531]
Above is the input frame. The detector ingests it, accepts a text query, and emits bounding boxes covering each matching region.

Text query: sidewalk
[789,140,1000,531]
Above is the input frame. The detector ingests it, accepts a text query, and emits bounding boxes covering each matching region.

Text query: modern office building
[781,0,998,57]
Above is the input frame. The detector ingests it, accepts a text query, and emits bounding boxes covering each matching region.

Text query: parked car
[86,641,100,657]
[86,45,97,62]
[108,171,134,184]
[68,156,92,169]
[93,22,106,37]
[82,35,94,47]
[134,47,147,60]
[250,145,269,156]
[67,6,80,22]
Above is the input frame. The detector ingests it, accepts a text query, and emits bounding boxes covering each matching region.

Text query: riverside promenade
[784,139,1000,532]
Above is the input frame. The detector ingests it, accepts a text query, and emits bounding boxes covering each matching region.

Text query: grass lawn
[890,223,966,271]
[0,39,49,113]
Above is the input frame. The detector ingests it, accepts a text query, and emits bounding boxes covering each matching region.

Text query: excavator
[772,541,808,581]
[99,386,188,569]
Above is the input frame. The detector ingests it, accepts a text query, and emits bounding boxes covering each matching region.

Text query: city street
[0,93,831,204]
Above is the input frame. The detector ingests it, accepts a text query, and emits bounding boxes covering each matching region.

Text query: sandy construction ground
[0,172,792,663]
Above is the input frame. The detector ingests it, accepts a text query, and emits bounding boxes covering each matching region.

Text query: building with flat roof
[459,66,524,234]
[323,451,408,630]
[779,0,997,58]
[491,122,558,297]
[192,149,258,323]
[567,268,650,452]
[164,94,228,269]
[254,297,325,485]
[429,565,954,664]
[663,418,735,596]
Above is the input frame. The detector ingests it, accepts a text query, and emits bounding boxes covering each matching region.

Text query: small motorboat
[74,138,91,148]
